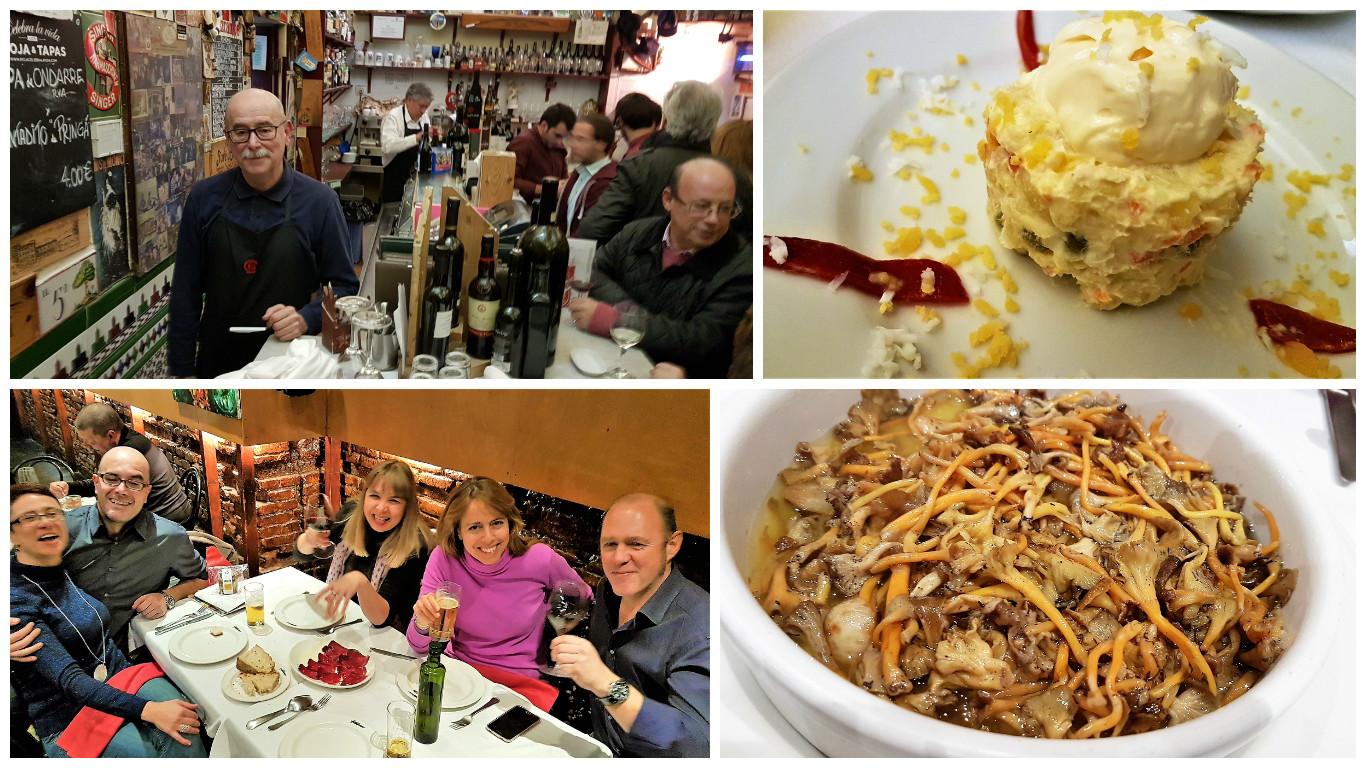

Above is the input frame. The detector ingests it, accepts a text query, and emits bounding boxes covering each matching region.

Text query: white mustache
[241,148,273,159]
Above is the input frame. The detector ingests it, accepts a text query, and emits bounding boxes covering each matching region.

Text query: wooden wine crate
[478,151,517,208]
[11,208,93,283]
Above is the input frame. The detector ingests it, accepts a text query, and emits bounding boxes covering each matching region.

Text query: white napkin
[222,338,341,379]
[194,582,246,613]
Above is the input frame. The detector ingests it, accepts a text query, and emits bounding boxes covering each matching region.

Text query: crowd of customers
[509,81,753,379]
[10,457,709,758]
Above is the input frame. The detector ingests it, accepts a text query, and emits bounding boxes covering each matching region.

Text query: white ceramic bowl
[718,389,1341,757]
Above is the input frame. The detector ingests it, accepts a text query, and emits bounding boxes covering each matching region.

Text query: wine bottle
[417,126,431,174]
[414,643,445,743]
[492,247,527,376]
[419,204,462,359]
[516,177,570,366]
[465,234,501,359]
[465,70,483,161]
[520,261,554,379]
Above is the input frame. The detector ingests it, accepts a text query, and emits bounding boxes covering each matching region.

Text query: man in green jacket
[567,157,751,378]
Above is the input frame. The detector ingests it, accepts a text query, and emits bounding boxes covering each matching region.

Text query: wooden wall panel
[84,388,327,445]
[326,389,711,536]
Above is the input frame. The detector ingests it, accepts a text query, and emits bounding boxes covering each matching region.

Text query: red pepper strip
[1017,11,1040,72]
[763,236,970,304]
[1249,299,1356,353]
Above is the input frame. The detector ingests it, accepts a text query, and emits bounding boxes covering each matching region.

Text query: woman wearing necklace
[295,460,434,630]
[9,484,206,758]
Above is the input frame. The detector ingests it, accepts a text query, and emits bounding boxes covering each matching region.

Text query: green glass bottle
[414,642,445,743]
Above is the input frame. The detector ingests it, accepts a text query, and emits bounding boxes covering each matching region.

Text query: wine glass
[607,302,647,379]
[540,580,594,677]
[335,295,374,378]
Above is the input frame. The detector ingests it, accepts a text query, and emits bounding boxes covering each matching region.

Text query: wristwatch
[597,678,629,707]
[160,591,175,611]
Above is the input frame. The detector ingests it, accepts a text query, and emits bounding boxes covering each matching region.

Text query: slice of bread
[236,645,276,674]
[238,671,280,696]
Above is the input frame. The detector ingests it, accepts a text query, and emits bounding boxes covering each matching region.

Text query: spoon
[246,695,312,730]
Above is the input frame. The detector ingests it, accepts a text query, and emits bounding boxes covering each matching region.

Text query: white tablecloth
[131,567,610,758]
[246,320,653,380]
[716,390,1355,757]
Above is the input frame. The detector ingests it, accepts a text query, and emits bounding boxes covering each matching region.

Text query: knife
[1323,389,1355,483]
[369,647,415,660]
[154,610,214,635]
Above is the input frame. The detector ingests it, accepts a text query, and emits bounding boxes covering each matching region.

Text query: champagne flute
[608,302,647,379]
[540,580,594,676]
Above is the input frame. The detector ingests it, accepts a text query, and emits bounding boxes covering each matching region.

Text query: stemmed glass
[540,580,594,677]
[335,295,374,378]
[608,302,647,379]
[350,310,390,380]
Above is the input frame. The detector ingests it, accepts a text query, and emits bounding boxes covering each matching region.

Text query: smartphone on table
[486,705,540,742]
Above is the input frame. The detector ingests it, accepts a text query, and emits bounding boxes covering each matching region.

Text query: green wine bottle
[414,642,446,743]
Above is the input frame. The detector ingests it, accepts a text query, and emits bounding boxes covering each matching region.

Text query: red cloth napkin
[468,662,558,712]
[54,662,166,758]
[204,546,230,568]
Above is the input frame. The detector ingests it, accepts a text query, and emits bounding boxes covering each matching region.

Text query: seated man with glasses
[170,88,359,377]
[12,447,208,654]
[566,157,752,378]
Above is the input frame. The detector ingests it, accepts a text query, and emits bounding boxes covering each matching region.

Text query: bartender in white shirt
[380,82,433,204]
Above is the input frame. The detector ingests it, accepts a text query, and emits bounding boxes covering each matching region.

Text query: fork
[269,693,331,731]
[316,618,364,635]
[448,698,500,730]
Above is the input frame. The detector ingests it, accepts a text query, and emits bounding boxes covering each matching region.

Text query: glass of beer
[383,700,415,758]
[60,495,83,512]
[430,581,461,643]
[245,583,270,635]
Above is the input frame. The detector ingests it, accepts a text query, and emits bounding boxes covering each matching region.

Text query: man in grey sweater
[48,403,193,527]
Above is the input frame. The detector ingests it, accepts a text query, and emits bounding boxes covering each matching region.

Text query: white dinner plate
[274,594,334,631]
[764,11,1355,378]
[277,719,370,758]
[220,664,292,703]
[399,655,490,710]
[289,637,377,690]
[168,623,248,665]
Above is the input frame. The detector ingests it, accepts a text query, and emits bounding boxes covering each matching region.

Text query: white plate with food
[397,655,490,710]
[277,719,371,758]
[764,11,1355,378]
[221,664,291,703]
[274,594,335,631]
[290,637,376,689]
[168,623,248,665]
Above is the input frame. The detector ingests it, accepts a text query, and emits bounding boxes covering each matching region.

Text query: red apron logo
[244,259,258,274]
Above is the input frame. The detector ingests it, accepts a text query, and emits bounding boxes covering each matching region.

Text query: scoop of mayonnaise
[1030,13,1245,165]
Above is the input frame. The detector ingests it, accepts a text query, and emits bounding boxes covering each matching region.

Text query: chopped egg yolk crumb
[971,81,980,90]
[963,116,973,127]
[889,129,937,153]
[950,169,960,178]
[1337,164,1355,181]
[1188,15,1209,29]
[1283,191,1308,218]
[956,54,968,65]
[964,153,977,164]
[954,322,1028,378]
[1287,169,1331,192]
[973,299,999,317]
[895,166,916,181]
[1328,270,1350,286]
[1275,341,1340,378]
[1306,219,1325,237]
[948,206,967,225]
[918,175,940,204]
[916,306,941,323]
[881,220,894,232]
[1290,107,1303,117]
[866,68,896,94]
[925,229,946,248]
[1236,85,1250,100]
[1262,160,1274,180]
[1005,296,1020,313]
[849,158,873,181]
[900,205,921,219]
[798,143,809,153]
[996,268,1016,292]
[1178,303,1202,320]
[883,227,923,256]
[943,225,966,241]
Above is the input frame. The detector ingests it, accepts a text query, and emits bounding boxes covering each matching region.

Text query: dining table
[130,566,611,758]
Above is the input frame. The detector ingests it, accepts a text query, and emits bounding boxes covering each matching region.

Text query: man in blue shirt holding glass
[170,88,358,377]
[550,493,710,757]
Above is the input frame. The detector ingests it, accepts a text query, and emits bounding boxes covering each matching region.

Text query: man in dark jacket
[47,402,193,527]
[578,81,752,243]
[567,158,751,378]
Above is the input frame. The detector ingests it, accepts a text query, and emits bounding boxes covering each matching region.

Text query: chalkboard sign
[10,12,98,237]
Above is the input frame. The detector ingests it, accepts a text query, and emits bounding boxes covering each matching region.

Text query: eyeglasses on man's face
[226,121,286,144]
[10,510,63,527]
[97,473,148,491]
[676,199,741,220]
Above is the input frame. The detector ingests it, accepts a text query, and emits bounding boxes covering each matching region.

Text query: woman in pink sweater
[407,477,585,679]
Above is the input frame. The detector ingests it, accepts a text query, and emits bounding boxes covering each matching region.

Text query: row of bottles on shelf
[323,46,351,89]
[325,10,355,43]
[411,178,568,378]
[358,40,605,76]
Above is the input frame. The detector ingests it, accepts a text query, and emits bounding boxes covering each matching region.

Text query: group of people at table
[9,409,710,758]
[169,78,752,378]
